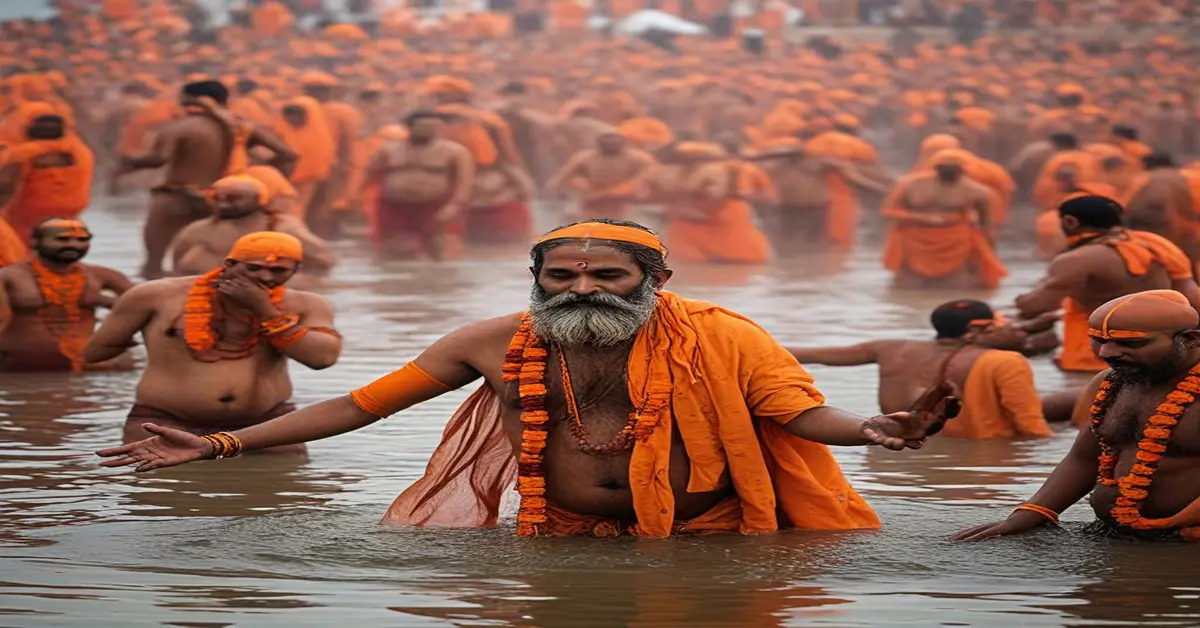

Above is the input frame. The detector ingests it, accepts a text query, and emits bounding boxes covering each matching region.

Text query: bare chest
[581,155,643,185]
[1099,385,1200,456]
[5,267,105,312]
[905,181,977,211]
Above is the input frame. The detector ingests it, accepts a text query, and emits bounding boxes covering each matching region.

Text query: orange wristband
[1013,503,1060,526]
[350,362,453,417]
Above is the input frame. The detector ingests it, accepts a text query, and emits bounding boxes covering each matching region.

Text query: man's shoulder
[681,298,776,343]
[79,262,129,278]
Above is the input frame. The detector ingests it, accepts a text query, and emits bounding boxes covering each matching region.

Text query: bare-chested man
[364,111,474,260]
[754,138,887,248]
[169,175,334,278]
[83,232,341,452]
[882,149,1007,289]
[97,218,958,538]
[1015,195,1200,373]
[1120,152,1199,259]
[114,80,297,280]
[545,131,657,221]
[0,219,134,372]
[956,290,1200,541]
[792,299,1061,436]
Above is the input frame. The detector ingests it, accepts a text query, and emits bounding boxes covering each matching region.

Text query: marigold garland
[183,268,285,362]
[1091,364,1200,529]
[29,258,89,372]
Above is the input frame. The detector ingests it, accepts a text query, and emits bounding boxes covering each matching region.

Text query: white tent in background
[613,9,708,36]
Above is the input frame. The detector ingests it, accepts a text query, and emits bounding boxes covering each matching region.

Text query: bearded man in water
[0,219,134,372]
[84,232,341,452]
[957,290,1200,542]
[98,219,958,538]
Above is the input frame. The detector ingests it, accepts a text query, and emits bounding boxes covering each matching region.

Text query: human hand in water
[218,276,279,318]
[861,384,961,450]
[96,423,215,472]
[952,509,1050,542]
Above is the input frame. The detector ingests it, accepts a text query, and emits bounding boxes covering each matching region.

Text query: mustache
[528,279,658,347]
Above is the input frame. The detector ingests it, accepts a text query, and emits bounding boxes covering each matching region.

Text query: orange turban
[1088,290,1198,340]
[673,142,725,160]
[211,174,270,205]
[616,117,673,149]
[226,232,303,263]
[930,149,971,167]
[833,113,861,130]
[424,75,474,95]
[537,221,666,257]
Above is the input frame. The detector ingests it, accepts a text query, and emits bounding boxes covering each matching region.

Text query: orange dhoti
[540,497,742,537]
[1057,298,1107,372]
[882,221,1008,289]
[665,200,772,264]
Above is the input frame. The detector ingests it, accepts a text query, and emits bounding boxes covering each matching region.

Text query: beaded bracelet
[201,431,245,459]
[1012,503,1060,526]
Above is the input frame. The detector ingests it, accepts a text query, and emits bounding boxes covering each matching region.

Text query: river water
[0,197,1195,627]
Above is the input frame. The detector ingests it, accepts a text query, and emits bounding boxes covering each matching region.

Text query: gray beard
[528,276,658,347]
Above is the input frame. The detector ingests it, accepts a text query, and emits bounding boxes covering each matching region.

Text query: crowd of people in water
[0,0,1199,541]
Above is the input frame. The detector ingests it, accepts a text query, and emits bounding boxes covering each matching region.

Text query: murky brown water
[1,198,1196,627]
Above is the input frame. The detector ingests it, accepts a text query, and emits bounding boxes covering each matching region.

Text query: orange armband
[349,361,453,417]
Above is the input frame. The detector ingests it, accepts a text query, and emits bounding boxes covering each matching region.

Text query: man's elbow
[82,342,112,364]
[299,351,341,370]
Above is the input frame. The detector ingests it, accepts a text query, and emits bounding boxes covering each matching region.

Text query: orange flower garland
[29,258,89,372]
[504,317,549,536]
[183,268,285,361]
[1091,364,1200,529]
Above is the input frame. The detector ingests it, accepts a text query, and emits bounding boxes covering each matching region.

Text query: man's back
[160,116,231,186]
[1059,239,1178,312]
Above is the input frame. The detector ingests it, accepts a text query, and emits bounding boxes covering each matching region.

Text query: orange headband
[536,222,667,257]
[1088,296,1150,340]
[226,232,303,264]
[40,218,90,238]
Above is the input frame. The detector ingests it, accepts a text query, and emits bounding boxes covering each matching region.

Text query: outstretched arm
[97,317,507,471]
[789,342,879,366]
[1015,252,1089,318]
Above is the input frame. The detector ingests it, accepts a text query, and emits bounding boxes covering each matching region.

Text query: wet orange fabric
[1033,151,1101,211]
[437,104,521,168]
[381,293,881,535]
[273,97,334,184]
[351,362,452,417]
[539,497,742,537]
[0,138,94,242]
[118,99,181,155]
[0,215,26,266]
[1058,299,1108,372]
[667,198,772,264]
[0,102,75,147]
[244,165,298,205]
[1114,138,1153,165]
[882,218,1007,289]
[940,350,1052,439]
[617,118,674,151]
[1057,230,1194,372]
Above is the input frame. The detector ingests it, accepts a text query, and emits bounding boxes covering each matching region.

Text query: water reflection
[0,200,1191,625]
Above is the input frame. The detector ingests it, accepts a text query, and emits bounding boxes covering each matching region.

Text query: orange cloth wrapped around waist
[375,294,880,536]
[881,218,1008,289]
[939,350,1052,439]
[539,496,743,537]
[666,199,772,264]
[1057,299,1107,373]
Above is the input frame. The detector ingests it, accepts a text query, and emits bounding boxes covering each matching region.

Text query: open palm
[96,423,214,472]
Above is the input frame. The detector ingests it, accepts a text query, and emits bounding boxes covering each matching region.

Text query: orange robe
[940,350,1052,439]
[805,132,877,248]
[252,0,295,37]
[319,101,364,211]
[372,293,881,537]
[1058,230,1194,372]
[0,215,26,266]
[881,174,1008,289]
[666,162,773,264]
[272,97,335,188]
[244,164,299,213]
[0,138,94,242]
[1032,150,1101,212]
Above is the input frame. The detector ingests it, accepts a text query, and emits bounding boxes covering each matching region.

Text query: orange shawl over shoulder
[273,97,334,184]
[379,292,880,536]
[1058,230,1193,373]
[941,350,1051,439]
[0,138,94,241]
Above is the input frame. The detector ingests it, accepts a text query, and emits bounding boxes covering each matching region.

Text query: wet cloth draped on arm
[378,291,880,536]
